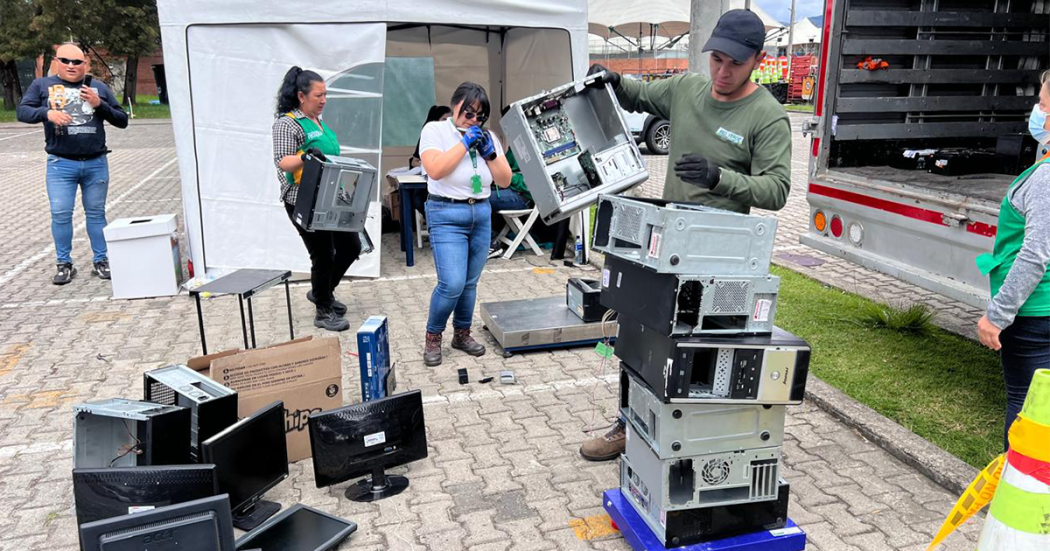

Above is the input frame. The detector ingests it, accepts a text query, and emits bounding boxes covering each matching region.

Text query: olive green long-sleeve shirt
[616,74,792,213]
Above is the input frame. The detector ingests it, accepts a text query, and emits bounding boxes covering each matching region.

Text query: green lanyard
[469,150,482,194]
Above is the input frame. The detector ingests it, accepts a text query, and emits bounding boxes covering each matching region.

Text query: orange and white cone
[976,368,1050,550]
[926,368,1050,550]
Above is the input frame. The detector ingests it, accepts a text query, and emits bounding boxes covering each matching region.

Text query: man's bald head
[54,43,88,83]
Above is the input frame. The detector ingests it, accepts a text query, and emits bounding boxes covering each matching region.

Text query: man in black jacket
[17,44,129,285]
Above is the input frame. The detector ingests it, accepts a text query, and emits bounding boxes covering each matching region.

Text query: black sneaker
[92,260,111,280]
[488,245,504,259]
[314,306,350,332]
[307,290,347,316]
[53,263,77,285]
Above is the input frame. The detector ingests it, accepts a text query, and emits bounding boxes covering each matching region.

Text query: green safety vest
[284,112,341,188]
[976,157,1050,317]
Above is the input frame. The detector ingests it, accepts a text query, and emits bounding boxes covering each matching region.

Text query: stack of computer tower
[593,195,811,548]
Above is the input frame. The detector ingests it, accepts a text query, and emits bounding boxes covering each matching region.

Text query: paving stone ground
[0,116,984,550]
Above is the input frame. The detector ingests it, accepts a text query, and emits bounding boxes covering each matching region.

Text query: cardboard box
[102,214,185,299]
[189,336,342,462]
[357,316,395,401]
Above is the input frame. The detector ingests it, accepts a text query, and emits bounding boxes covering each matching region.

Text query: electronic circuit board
[526,99,582,165]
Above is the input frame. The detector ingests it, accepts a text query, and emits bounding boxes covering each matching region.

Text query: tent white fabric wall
[157,0,588,277]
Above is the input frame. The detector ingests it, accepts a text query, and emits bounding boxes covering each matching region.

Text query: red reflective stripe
[814,0,834,118]
[809,183,948,226]
[1008,448,1050,485]
[811,137,820,158]
[967,221,997,237]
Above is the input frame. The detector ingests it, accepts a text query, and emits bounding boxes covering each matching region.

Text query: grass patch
[854,302,935,334]
[771,266,1004,468]
[784,103,814,113]
[0,94,169,123]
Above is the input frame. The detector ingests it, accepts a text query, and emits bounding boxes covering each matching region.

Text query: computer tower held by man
[623,423,782,509]
[143,364,238,461]
[593,195,777,276]
[500,73,648,224]
[600,255,779,336]
[621,451,789,548]
[73,398,192,468]
[614,316,810,405]
[292,153,376,233]
[620,368,786,459]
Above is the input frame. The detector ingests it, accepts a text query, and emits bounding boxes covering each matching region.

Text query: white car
[622,109,670,155]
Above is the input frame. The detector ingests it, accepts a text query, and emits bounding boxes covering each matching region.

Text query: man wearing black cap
[588,8,790,214]
[580,9,791,461]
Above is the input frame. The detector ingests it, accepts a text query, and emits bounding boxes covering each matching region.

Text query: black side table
[190,269,294,354]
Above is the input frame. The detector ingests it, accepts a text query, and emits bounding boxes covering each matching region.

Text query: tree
[0,0,59,110]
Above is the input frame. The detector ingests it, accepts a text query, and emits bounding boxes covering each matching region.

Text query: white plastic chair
[495,208,543,259]
[415,210,428,249]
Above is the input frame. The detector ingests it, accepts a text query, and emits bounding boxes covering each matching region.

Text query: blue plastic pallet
[602,489,807,551]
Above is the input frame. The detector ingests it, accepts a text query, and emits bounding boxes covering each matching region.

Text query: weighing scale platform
[480,295,616,356]
[602,489,807,551]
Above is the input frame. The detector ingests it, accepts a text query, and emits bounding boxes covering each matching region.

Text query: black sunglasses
[463,109,487,123]
[57,57,85,66]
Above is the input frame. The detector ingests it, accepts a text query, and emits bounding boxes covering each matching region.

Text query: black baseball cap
[702,9,767,62]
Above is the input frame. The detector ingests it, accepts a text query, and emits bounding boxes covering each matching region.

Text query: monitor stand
[232,499,281,531]
[345,466,409,502]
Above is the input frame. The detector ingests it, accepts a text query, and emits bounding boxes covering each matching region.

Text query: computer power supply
[620,368,786,459]
[500,73,648,224]
[601,254,779,336]
[615,316,810,405]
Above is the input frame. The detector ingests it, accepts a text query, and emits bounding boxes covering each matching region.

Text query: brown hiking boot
[580,420,626,461]
[450,327,486,357]
[424,331,443,366]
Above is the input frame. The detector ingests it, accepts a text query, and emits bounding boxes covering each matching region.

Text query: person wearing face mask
[272,66,361,332]
[975,69,1050,450]
[417,82,513,366]
[1029,97,1050,160]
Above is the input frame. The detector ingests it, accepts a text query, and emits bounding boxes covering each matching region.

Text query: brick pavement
[0,119,984,550]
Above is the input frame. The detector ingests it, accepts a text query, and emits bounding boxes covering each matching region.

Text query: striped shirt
[271,109,307,205]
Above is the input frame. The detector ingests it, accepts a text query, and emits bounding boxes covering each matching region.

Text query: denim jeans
[1000,315,1050,450]
[425,198,491,334]
[46,154,109,264]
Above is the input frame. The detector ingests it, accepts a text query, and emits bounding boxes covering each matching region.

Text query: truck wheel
[645,120,671,155]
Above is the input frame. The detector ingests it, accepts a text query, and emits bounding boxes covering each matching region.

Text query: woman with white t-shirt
[418,82,512,366]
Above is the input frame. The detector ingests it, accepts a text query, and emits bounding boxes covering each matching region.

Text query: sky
[755,0,824,25]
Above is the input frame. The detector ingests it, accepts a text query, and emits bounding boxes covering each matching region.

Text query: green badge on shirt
[471,174,482,194]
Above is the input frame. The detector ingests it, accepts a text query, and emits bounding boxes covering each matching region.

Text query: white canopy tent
[587,0,782,56]
[156,0,588,277]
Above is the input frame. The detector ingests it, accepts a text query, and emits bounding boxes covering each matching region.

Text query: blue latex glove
[460,125,484,150]
[478,130,497,160]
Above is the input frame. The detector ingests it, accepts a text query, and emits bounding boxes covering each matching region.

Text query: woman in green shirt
[272,66,360,332]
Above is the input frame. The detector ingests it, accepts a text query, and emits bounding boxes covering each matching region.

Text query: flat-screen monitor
[79,494,235,551]
[73,464,219,526]
[201,401,288,531]
[308,390,427,502]
[234,504,357,551]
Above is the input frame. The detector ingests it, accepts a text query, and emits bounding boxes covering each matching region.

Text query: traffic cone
[926,368,1050,550]
[977,368,1050,550]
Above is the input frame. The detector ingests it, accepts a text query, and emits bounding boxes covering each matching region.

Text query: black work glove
[301,147,327,162]
[674,153,722,190]
[587,63,621,90]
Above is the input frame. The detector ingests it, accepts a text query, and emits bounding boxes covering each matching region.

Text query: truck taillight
[814,210,827,233]
[830,215,844,238]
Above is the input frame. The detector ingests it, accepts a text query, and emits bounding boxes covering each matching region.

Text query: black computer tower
[614,315,810,405]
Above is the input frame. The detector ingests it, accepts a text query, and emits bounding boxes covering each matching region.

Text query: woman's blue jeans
[425,198,491,334]
[1000,315,1050,450]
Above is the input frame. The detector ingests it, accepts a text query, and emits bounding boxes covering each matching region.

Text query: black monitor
[73,464,219,526]
[234,504,357,551]
[201,401,289,531]
[308,389,427,502]
[79,494,235,551]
